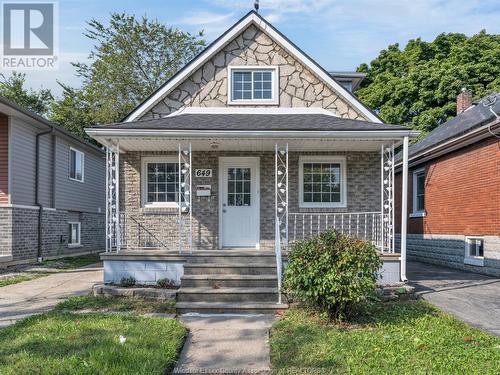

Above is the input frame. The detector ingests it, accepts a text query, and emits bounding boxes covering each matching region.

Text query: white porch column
[400,136,409,281]
[275,143,288,304]
[178,143,192,254]
[105,144,121,252]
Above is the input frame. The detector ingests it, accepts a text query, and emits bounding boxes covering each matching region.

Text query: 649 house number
[195,169,212,178]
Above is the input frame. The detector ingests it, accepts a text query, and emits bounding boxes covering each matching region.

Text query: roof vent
[456,88,473,115]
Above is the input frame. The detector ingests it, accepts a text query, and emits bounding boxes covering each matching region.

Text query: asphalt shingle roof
[91,113,409,132]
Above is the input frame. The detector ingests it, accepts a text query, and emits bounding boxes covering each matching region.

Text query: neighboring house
[86,11,417,313]
[395,90,500,277]
[0,97,106,265]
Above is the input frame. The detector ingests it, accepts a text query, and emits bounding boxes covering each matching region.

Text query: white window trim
[141,156,181,209]
[68,222,81,247]
[411,168,425,216]
[227,65,279,105]
[298,156,347,208]
[464,236,485,266]
[69,147,85,183]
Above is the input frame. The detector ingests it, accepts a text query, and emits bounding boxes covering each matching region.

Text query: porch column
[381,143,394,253]
[400,136,409,281]
[275,143,288,304]
[178,143,192,254]
[105,143,120,252]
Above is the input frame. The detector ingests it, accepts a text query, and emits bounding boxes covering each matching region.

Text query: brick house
[0,97,106,266]
[395,90,500,277]
[86,11,418,313]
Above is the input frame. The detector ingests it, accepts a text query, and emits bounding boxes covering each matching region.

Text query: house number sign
[195,169,213,178]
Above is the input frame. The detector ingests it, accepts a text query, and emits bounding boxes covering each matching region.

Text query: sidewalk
[0,264,102,327]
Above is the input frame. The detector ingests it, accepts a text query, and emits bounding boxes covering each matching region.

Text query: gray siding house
[86,11,418,313]
[0,97,105,265]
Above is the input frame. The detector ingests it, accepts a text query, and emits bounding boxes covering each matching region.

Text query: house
[395,90,500,277]
[0,96,106,266]
[85,11,418,313]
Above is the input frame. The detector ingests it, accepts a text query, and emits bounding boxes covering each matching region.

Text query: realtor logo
[2,1,58,69]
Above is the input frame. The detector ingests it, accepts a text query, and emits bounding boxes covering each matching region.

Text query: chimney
[456,88,473,114]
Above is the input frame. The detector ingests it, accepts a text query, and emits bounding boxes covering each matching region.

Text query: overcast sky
[6,0,500,97]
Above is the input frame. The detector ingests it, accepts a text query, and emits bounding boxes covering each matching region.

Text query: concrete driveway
[408,261,500,336]
[0,264,102,327]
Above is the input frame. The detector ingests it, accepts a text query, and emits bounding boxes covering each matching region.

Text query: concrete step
[181,274,278,288]
[176,301,289,314]
[183,263,277,275]
[188,253,276,265]
[177,287,279,303]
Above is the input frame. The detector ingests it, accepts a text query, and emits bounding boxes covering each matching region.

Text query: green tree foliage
[357,31,500,134]
[51,13,205,129]
[0,72,53,116]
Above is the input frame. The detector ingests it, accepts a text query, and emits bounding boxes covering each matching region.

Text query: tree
[0,72,53,116]
[357,31,500,135]
[52,13,205,128]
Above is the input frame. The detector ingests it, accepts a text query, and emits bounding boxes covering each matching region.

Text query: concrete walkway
[408,261,500,336]
[0,264,102,327]
[173,314,276,374]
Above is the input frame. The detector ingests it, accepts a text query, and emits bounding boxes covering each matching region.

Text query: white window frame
[411,168,425,217]
[298,156,347,208]
[68,222,81,247]
[141,156,182,208]
[69,147,85,183]
[227,65,279,105]
[464,236,485,266]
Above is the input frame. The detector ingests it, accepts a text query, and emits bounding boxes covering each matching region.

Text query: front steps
[177,251,288,314]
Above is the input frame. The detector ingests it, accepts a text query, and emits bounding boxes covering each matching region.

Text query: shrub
[156,278,176,288]
[284,229,382,321]
[119,276,136,287]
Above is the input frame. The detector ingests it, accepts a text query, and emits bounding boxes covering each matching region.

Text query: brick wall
[395,137,500,235]
[121,150,381,250]
[0,113,8,204]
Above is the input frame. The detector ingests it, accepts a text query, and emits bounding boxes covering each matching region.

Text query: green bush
[284,229,382,321]
[119,276,136,287]
[157,278,176,288]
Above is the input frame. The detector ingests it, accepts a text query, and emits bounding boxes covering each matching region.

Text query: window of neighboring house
[464,237,485,266]
[411,168,425,217]
[299,156,347,208]
[69,147,84,182]
[228,67,278,104]
[141,157,185,208]
[339,80,353,92]
[68,222,81,246]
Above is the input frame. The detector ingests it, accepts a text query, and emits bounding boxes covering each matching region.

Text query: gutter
[35,126,54,262]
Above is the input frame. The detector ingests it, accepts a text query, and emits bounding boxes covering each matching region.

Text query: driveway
[0,264,102,327]
[408,261,500,336]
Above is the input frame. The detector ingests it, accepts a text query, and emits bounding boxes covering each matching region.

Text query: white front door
[219,157,260,248]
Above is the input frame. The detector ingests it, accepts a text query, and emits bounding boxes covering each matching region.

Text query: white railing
[288,211,383,249]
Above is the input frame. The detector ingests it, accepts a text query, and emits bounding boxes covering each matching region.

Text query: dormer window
[228,66,278,104]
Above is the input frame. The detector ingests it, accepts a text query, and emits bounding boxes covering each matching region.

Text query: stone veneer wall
[0,206,105,262]
[142,25,367,121]
[395,234,500,277]
[121,151,381,251]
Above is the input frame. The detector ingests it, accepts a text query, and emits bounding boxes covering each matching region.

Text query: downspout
[35,126,54,262]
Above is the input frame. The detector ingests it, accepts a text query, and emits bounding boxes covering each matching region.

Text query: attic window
[228,66,278,104]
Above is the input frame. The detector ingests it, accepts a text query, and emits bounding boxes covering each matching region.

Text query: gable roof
[397,92,500,163]
[124,10,381,123]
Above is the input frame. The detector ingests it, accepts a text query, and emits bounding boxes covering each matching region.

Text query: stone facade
[142,25,367,121]
[0,206,105,262]
[395,234,500,277]
[120,151,381,251]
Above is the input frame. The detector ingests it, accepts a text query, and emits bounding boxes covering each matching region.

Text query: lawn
[0,312,186,375]
[271,301,500,374]
[56,295,176,314]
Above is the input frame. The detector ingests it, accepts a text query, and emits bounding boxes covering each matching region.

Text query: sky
[5,0,500,97]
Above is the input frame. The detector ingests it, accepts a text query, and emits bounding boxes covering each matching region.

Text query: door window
[227,167,251,206]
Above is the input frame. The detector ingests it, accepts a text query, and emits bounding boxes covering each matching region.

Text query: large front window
[229,67,278,103]
[141,157,184,207]
[299,156,346,208]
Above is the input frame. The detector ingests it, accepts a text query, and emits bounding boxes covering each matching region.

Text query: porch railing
[288,211,383,248]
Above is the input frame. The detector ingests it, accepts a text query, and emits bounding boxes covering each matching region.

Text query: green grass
[0,273,49,287]
[39,254,101,269]
[56,295,176,314]
[271,301,500,374]
[0,312,186,375]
